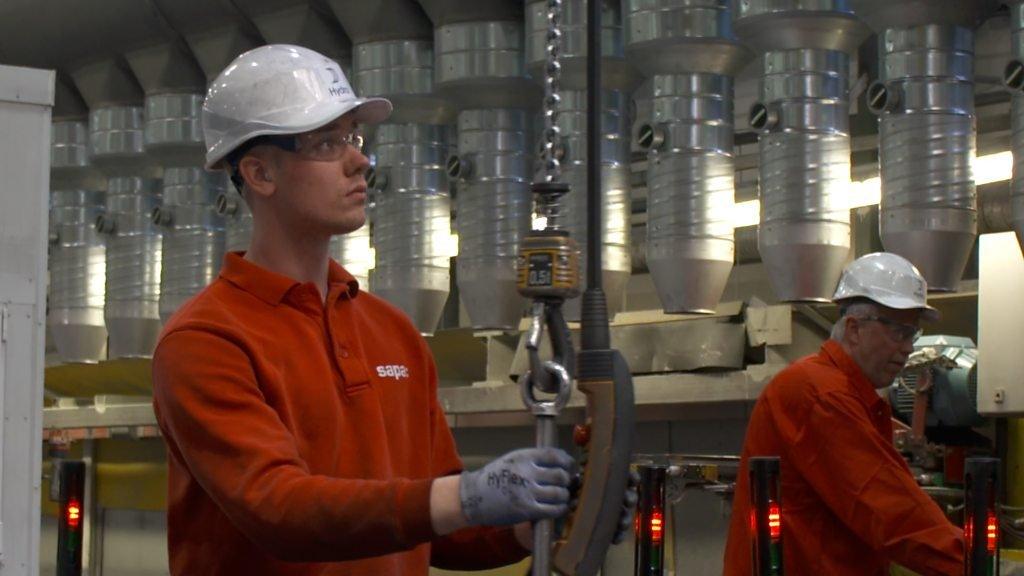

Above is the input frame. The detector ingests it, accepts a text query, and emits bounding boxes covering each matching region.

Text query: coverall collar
[820,339,887,411]
[219,251,360,306]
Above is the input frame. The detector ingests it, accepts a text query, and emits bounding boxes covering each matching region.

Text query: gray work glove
[459,447,575,527]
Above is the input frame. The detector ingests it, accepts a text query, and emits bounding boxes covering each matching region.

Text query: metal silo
[736,1,868,302]
[329,0,456,334]
[625,0,750,314]
[330,226,372,289]
[152,168,227,323]
[853,0,997,291]
[95,176,163,359]
[48,81,110,364]
[72,58,164,359]
[416,0,537,330]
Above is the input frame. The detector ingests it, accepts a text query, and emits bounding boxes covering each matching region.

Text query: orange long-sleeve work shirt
[152,253,528,575]
[724,340,964,576]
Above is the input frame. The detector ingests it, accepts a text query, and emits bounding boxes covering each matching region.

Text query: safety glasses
[856,315,923,343]
[258,128,365,162]
[227,127,365,191]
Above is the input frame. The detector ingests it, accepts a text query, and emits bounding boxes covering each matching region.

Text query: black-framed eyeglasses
[855,315,923,343]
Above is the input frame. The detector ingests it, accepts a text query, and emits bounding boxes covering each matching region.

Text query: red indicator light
[768,502,781,540]
[986,512,998,554]
[66,500,81,530]
[650,510,664,544]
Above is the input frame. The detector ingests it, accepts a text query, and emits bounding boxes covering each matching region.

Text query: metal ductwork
[151,0,264,82]
[69,59,164,359]
[448,110,532,329]
[49,94,108,363]
[419,0,535,330]
[330,225,371,289]
[525,0,638,90]
[216,192,255,253]
[525,0,635,320]
[870,26,976,292]
[95,177,163,359]
[50,82,106,192]
[49,190,108,364]
[853,0,997,291]
[331,0,455,334]
[328,0,450,124]
[152,169,227,323]
[1007,1,1024,254]
[556,89,632,320]
[30,0,198,363]
[368,124,453,333]
[626,0,749,314]
[737,1,868,303]
[126,32,225,325]
[637,74,736,314]
[71,58,159,180]
[235,0,353,72]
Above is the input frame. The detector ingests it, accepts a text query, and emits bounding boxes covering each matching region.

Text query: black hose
[586,0,601,292]
[581,0,611,351]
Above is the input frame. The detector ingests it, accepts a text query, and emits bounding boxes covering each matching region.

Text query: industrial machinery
[517,2,635,573]
[55,460,86,576]
[5,0,1024,574]
[890,335,985,431]
[631,455,741,576]
[749,457,783,576]
[964,458,1001,576]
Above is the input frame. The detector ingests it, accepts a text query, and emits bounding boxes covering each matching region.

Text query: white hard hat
[833,252,940,321]
[202,44,392,170]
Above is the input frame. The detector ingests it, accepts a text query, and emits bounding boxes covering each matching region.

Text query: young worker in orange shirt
[152,44,633,575]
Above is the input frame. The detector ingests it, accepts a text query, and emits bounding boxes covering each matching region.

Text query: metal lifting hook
[519,331,572,576]
[525,301,575,394]
[513,2,582,574]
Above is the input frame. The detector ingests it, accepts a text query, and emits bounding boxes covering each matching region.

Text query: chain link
[538,0,565,229]
[541,0,563,184]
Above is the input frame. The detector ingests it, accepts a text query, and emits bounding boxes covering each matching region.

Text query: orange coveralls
[724,340,964,575]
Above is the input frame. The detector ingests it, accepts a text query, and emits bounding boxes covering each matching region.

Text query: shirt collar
[820,339,886,410]
[219,252,360,306]
[327,258,361,299]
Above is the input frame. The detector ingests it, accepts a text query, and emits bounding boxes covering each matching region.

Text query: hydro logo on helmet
[202,44,393,171]
[832,252,940,322]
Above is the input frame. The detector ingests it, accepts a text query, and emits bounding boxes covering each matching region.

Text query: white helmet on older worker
[832,252,940,322]
[202,44,392,171]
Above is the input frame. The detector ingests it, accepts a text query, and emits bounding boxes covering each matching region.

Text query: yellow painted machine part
[44,358,152,397]
[430,558,531,576]
[41,438,167,515]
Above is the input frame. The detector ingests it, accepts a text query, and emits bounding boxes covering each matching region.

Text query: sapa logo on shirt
[376,364,410,380]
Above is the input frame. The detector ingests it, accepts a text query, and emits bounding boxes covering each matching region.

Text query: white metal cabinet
[978,231,1024,416]
[0,63,54,575]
